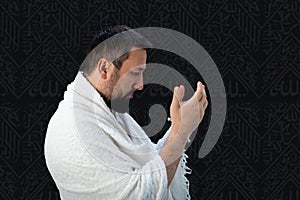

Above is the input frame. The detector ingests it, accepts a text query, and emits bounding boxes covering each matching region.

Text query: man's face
[109,48,147,103]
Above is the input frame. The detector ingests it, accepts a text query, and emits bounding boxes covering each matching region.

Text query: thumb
[172,85,184,107]
[194,81,204,101]
[171,86,180,108]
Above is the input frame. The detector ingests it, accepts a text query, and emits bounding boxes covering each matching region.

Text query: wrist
[170,126,190,141]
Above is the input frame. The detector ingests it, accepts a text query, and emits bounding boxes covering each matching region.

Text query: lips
[127,91,135,99]
[126,93,133,99]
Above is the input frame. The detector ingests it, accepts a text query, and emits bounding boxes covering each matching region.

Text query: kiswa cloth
[44,72,191,200]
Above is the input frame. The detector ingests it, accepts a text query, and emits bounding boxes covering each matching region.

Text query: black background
[0,0,300,199]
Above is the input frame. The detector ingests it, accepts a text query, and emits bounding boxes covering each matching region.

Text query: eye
[131,72,140,76]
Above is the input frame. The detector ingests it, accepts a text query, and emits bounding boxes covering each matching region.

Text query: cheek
[130,78,139,88]
[121,75,136,87]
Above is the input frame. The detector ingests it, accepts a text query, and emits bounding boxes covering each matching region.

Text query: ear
[97,58,110,80]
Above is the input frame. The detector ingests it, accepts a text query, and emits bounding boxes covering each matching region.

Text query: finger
[200,92,207,103]
[198,99,207,120]
[203,99,208,110]
[172,85,185,105]
[199,85,207,102]
[172,86,180,108]
[199,96,206,106]
[194,82,204,102]
[178,85,185,105]
[202,86,207,98]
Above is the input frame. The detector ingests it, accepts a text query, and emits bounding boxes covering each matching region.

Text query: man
[44,25,208,200]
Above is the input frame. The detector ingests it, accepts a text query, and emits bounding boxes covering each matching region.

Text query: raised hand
[170,82,208,138]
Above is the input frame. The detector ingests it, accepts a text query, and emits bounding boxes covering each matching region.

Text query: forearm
[164,157,180,187]
[159,129,189,186]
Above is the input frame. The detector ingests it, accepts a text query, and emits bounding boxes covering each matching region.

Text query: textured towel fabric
[44,72,191,200]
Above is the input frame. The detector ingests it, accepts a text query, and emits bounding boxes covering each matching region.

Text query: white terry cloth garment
[44,72,191,200]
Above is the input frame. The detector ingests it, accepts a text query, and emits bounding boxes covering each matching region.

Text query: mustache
[125,89,136,97]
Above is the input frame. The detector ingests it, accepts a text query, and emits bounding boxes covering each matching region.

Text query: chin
[110,98,130,113]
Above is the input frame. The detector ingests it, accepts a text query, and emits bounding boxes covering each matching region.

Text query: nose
[134,75,144,90]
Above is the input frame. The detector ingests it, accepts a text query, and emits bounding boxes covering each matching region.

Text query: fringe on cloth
[182,152,192,200]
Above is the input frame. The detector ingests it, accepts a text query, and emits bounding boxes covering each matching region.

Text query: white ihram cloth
[44,72,191,200]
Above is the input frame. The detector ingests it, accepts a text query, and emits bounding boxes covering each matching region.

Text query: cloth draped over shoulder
[44,72,191,200]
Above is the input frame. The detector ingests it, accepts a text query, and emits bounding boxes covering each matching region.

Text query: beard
[110,98,130,113]
[103,69,132,113]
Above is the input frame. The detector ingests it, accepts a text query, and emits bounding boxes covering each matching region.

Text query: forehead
[119,48,147,72]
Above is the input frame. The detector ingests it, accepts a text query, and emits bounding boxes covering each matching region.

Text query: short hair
[80,25,152,75]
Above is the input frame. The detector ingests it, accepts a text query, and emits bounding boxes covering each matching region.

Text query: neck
[81,71,112,109]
